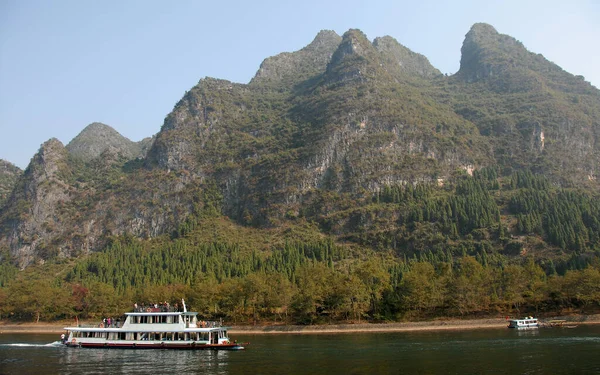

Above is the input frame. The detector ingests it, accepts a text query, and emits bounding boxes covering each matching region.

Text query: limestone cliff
[1,139,73,267]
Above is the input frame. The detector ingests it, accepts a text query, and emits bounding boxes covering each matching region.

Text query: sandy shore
[2,315,599,335]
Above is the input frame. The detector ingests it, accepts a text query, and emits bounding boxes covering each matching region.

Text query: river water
[1,326,599,374]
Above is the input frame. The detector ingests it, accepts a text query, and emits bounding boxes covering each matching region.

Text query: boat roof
[509,317,537,321]
[125,311,198,316]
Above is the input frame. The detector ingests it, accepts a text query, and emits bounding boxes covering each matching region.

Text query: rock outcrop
[0,159,22,208]
[1,139,73,268]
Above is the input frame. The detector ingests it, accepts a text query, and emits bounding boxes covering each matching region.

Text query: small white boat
[507,316,539,329]
[61,299,245,350]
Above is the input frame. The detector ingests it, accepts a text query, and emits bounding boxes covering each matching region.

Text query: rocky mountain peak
[457,23,595,94]
[328,29,373,64]
[325,29,382,84]
[373,35,441,78]
[29,138,69,180]
[66,122,144,163]
[305,30,341,51]
[458,23,512,83]
[464,23,500,43]
[250,30,341,87]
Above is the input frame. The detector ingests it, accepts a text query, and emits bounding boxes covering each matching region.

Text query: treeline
[2,250,600,324]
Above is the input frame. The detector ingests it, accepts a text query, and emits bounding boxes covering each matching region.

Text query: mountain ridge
[1,23,599,269]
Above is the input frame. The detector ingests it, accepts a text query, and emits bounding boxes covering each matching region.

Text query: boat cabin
[508,317,539,329]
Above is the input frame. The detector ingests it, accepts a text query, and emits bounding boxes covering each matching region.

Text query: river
[1,326,599,374]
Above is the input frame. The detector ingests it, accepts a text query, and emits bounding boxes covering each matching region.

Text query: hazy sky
[1,0,598,169]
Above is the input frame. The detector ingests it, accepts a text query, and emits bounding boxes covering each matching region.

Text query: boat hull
[65,341,245,350]
[507,325,539,330]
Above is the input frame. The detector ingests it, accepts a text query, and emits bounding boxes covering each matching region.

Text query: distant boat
[508,316,539,329]
[61,299,246,350]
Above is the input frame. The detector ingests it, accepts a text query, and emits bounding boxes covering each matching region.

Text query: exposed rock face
[137,136,155,157]
[0,160,22,208]
[66,122,147,162]
[2,139,73,268]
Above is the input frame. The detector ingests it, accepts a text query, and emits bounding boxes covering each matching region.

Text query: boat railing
[75,324,108,328]
[134,306,179,313]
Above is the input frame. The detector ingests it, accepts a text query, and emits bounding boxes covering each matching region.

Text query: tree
[354,259,391,319]
[447,257,491,315]
[2,274,71,321]
[399,262,440,317]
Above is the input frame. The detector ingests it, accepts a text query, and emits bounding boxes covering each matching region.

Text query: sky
[1,0,598,169]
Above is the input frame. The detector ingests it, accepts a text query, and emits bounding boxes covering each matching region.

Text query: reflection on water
[516,328,540,337]
[58,347,230,375]
[1,327,600,375]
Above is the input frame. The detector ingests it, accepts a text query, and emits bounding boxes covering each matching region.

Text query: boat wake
[0,341,63,348]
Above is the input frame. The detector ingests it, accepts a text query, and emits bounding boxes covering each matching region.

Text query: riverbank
[229,314,600,334]
[2,314,599,335]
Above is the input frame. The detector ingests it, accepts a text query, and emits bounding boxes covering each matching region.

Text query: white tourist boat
[61,300,245,350]
[507,316,539,329]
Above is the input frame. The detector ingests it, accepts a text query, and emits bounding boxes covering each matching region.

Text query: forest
[1,170,599,324]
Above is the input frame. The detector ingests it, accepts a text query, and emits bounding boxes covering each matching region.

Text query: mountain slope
[1,24,599,269]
